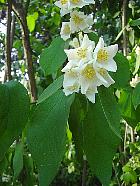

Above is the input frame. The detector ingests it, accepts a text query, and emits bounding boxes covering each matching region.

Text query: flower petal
[85,86,98,103]
[94,37,104,54]
[105,44,118,59]
[103,59,117,72]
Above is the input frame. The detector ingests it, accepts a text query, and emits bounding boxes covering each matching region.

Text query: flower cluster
[62,34,118,103]
[55,0,118,103]
[55,0,95,40]
[55,0,95,16]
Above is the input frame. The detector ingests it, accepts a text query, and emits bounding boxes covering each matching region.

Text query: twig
[12,1,37,101]
[122,0,127,56]
[130,127,135,143]
[113,162,121,186]
[10,14,16,47]
[5,0,12,81]
[123,122,128,162]
[82,159,87,186]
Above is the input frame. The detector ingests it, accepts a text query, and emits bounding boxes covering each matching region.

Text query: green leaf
[69,95,87,162]
[0,81,30,160]
[52,13,61,26]
[119,88,138,128]
[129,29,135,46]
[13,143,23,179]
[88,32,99,44]
[27,12,38,32]
[27,90,74,186]
[111,53,130,89]
[0,156,8,174]
[132,82,140,109]
[122,171,137,184]
[23,155,34,186]
[37,75,63,104]
[130,18,140,26]
[83,87,120,186]
[39,37,67,75]
[0,0,5,3]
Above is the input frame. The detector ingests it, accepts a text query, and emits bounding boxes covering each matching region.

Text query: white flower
[96,68,115,87]
[130,74,140,88]
[70,10,93,33]
[55,0,69,16]
[94,37,118,72]
[69,32,84,48]
[79,62,102,94]
[135,46,140,56]
[69,0,95,10]
[69,37,80,48]
[62,34,117,104]
[60,22,71,41]
[64,34,95,65]
[85,86,98,103]
[133,46,140,75]
[55,0,95,16]
[62,67,80,95]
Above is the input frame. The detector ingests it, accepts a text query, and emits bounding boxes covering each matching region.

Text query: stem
[130,127,135,143]
[5,0,12,81]
[113,163,121,186]
[22,20,37,101]
[10,14,16,47]
[82,159,87,186]
[123,122,128,162]
[12,1,37,101]
[122,0,127,56]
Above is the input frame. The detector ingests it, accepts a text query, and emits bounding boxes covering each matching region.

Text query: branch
[12,0,37,101]
[5,0,12,81]
[82,159,87,186]
[122,0,127,56]
[10,14,16,47]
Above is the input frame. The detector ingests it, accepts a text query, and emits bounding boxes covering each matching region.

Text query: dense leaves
[0,0,140,185]
[0,81,30,160]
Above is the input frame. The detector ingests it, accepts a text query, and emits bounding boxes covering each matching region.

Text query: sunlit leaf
[39,37,67,75]
[27,90,74,186]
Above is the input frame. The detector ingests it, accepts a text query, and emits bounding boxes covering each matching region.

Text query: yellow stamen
[70,0,80,4]
[63,25,70,34]
[72,14,83,25]
[61,0,68,5]
[77,48,87,59]
[99,68,106,76]
[97,49,108,62]
[82,65,96,79]
[68,85,78,91]
[68,70,77,77]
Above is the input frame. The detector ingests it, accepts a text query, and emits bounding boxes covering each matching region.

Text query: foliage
[0,0,140,186]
